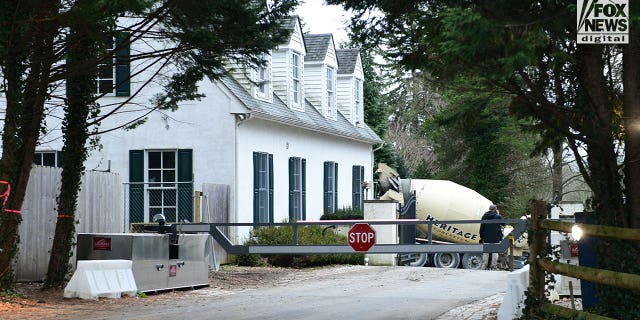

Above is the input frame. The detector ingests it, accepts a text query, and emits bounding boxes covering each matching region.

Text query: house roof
[336,49,359,74]
[280,16,305,48]
[304,34,333,62]
[219,76,382,145]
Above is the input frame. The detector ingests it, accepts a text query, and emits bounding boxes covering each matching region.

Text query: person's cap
[489,204,497,210]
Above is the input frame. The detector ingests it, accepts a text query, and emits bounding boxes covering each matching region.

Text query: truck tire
[461,253,483,270]
[408,253,429,267]
[432,252,460,268]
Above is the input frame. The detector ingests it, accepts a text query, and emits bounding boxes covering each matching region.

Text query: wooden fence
[16,166,121,281]
[527,199,640,319]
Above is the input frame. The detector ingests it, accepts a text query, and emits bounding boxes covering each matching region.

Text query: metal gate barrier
[163,218,528,255]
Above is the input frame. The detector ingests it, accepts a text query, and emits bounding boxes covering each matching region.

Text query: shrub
[238,225,364,268]
[320,206,364,220]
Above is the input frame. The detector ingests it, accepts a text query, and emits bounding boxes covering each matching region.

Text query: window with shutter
[253,152,273,223]
[352,165,365,209]
[96,32,130,96]
[289,157,305,221]
[323,161,338,214]
[128,149,192,225]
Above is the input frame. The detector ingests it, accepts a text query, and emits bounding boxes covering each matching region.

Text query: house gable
[336,49,364,126]
[304,34,338,120]
[272,16,306,111]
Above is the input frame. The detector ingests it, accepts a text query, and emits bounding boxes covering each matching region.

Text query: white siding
[236,118,374,240]
[227,61,253,93]
[272,48,290,107]
[304,64,323,111]
[337,75,355,124]
[353,54,364,79]
[324,41,338,69]
[288,21,306,54]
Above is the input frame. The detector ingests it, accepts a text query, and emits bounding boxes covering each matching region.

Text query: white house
[16,16,382,243]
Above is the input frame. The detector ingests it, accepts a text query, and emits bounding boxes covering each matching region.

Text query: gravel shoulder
[0,265,305,320]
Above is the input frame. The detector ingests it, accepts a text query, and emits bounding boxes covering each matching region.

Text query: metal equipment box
[77,233,212,292]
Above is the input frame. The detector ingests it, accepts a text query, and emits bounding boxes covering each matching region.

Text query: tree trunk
[0,1,58,290]
[577,44,626,225]
[44,5,99,288]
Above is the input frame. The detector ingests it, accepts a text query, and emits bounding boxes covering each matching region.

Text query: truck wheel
[408,253,429,267]
[432,252,460,268]
[461,253,483,270]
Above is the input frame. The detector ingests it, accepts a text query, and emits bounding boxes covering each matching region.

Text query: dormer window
[254,54,271,100]
[326,67,336,117]
[256,66,268,94]
[354,79,363,126]
[291,52,302,107]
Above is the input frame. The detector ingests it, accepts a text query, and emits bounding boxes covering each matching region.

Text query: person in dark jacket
[479,204,504,270]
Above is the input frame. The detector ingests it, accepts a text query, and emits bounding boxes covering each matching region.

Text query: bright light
[571,224,583,241]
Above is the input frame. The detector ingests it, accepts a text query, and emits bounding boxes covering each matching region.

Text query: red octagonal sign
[348,223,376,252]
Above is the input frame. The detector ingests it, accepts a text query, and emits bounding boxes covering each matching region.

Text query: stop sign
[348,223,376,252]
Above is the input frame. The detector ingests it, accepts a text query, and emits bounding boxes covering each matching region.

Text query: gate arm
[171,223,248,254]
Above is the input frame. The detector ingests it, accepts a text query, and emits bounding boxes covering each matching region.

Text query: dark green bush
[320,206,364,220]
[238,225,364,268]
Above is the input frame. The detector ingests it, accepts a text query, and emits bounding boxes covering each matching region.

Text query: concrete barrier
[497,265,529,320]
[64,259,137,300]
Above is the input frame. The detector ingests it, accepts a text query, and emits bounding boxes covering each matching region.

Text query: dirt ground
[0,265,303,320]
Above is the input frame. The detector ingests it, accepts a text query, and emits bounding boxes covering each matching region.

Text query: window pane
[164,208,176,223]
[149,170,161,184]
[163,189,176,206]
[33,154,43,165]
[99,80,112,94]
[149,189,162,206]
[99,65,113,79]
[163,151,175,168]
[42,153,56,166]
[163,170,175,183]
[148,152,161,168]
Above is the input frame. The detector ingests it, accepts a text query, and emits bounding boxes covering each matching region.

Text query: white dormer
[272,16,306,111]
[225,54,272,103]
[303,34,338,120]
[253,53,273,103]
[336,49,364,127]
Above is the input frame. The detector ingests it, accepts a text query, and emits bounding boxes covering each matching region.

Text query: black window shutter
[352,165,358,208]
[253,152,259,223]
[129,150,144,223]
[268,154,274,223]
[360,165,365,208]
[288,157,294,221]
[56,151,64,168]
[301,158,306,220]
[115,32,131,96]
[334,162,338,212]
[323,161,329,213]
[177,149,193,222]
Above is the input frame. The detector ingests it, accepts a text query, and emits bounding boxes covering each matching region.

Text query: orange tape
[57,215,74,219]
[0,180,10,206]
[4,209,20,215]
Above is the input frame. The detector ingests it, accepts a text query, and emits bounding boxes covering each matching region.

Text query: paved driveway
[80,266,509,320]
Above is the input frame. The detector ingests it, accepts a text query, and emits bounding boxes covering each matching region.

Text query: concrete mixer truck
[376,163,528,269]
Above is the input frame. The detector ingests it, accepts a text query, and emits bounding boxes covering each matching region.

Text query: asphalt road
[84,266,509,320]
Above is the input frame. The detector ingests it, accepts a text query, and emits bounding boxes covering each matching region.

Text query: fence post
[527,199,548,316]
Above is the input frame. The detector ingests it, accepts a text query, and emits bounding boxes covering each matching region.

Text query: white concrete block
[364,200,398,266]
[64,260,137,300]
[497,265,529,320]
